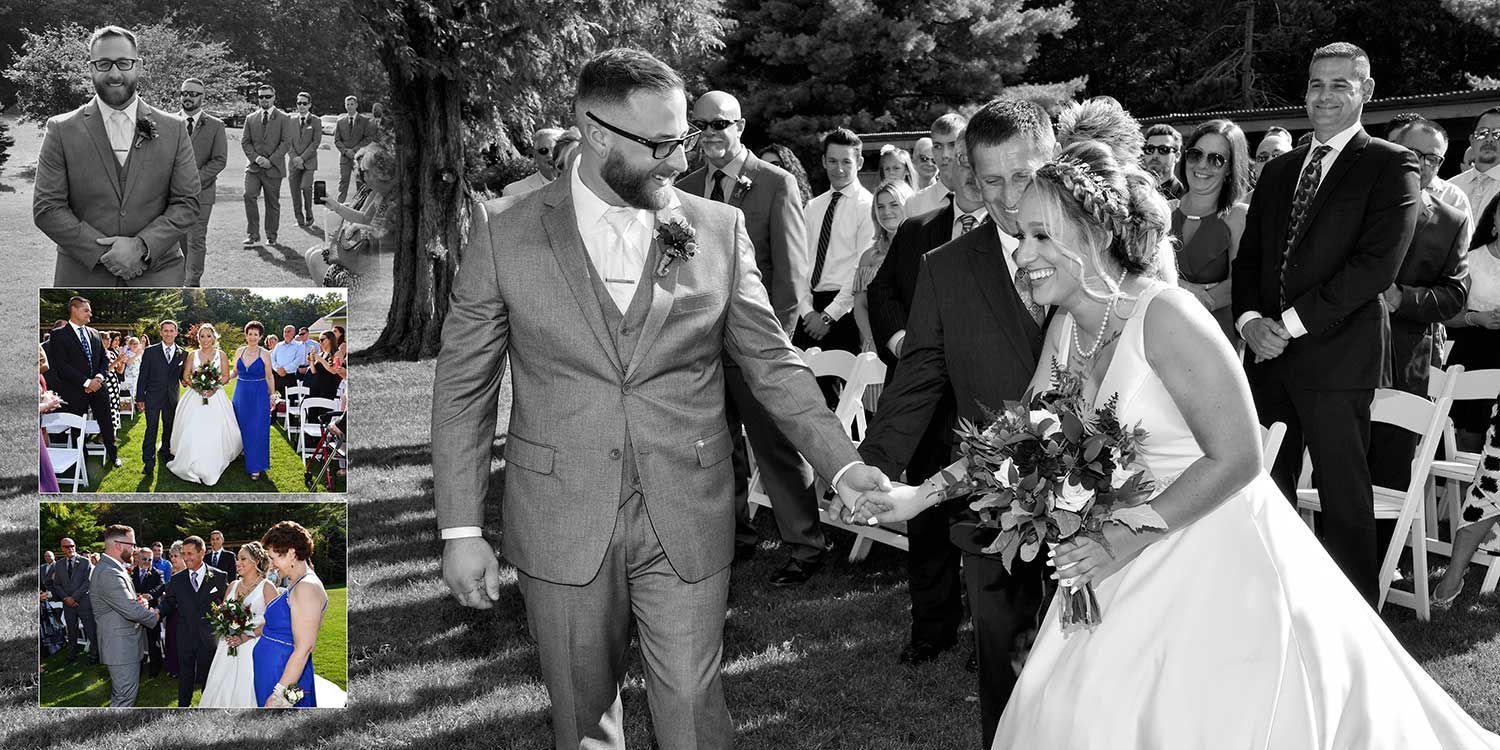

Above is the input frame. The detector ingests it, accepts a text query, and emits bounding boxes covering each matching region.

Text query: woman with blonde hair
[200,541,279,707]
[167,323,243,485]
[835,179,915,408]
[879,144,918,191]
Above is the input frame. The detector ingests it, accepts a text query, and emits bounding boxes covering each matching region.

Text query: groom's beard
[94,78,137,109]
[602,149,675,211]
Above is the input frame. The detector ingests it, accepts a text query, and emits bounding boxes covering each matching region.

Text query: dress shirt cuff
[887,330,906,354]
[439,526,484,540]
[1234,311,1263,336]
[830,461,862,489]
[1280,307,1307,338]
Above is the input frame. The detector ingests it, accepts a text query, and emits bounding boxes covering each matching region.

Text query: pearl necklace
[1071,292,1120,362]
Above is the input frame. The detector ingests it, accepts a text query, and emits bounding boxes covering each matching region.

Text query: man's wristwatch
[1465,311,1479,326]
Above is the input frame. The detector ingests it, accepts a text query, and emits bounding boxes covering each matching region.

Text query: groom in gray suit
[433,49,892,750]
[32,25,198,286]
[90,524,159,707]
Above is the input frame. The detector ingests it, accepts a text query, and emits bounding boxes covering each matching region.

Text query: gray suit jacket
[184,112,228,205]
[48,554,91,601]
[287,113,322,171]
[89,554,158,666]
[333,113,373,162]
[33,100,198,284]
[433,178,859,584]
[242,107,292,179]
[678,153,809,333]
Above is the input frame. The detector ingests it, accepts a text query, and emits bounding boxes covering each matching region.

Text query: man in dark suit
[205,530,237,579]
[678,91,826,584]
[130,546,166,677]
[175,77,227,286]
[864,113,990,664]
[858,98,1055,747]
[43,296,118,466]
[158,535,229,707]
[242,82,291,247]
[1231,42,1420,605]
[333,95,374,203]
[1368,118,1472,490]
[32,25,198,287]
[287,91,322,227]
[135,318,185,471]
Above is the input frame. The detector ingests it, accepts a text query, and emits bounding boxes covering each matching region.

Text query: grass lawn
[38,586,348,707]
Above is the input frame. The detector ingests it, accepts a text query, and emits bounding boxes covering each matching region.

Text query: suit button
[620,326,633,336]
[609,449,622,460]
[119,210,127,216]
[621,385,632,395]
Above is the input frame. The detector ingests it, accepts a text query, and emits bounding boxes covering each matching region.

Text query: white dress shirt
[95,94,139,166]
[1427,175,1473,221]
[701,148,749,200]
[904,181,952,220]
[1236,122,1362,339]
[179,110,203,134]
[572,164,655,314]
[1449,165,1499,223]
[71,323,96,387]
[798,182,874,320]
[502,170,551,198]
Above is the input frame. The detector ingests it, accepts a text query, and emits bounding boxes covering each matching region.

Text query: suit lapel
[82,103,124,200]
[968,232,1037,361]
[626,223,675,378]
[121,102,156,204]
[540,182,626,375]
[1294,130,1368,251]
[729,155,759,208]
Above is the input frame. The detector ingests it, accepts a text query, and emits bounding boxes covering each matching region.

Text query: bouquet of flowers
[206,598,255,656]
[935,360,1163,632]
[189,360,221,405]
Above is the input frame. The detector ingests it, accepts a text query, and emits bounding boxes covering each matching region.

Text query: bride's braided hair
[1030,140,1175,283]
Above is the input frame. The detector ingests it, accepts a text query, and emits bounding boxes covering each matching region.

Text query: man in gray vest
[91,525,159,706]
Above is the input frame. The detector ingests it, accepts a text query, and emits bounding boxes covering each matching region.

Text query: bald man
[677,91,826,584]
[912,136,937,190]
[503,127,565,197]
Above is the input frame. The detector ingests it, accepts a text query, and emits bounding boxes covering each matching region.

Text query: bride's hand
[849,481,937,525]
[1048,524,1148,590]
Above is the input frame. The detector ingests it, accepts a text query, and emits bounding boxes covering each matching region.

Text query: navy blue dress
[232,354,271,475]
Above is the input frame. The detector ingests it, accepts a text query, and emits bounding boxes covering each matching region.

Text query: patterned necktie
[710,170,727,203]
[192,570,200,592]
[1014,266,1044,325]
[1279,144,1332,308]
[810,191,843,289]
[77,327,93,370]
[958,213,976,235]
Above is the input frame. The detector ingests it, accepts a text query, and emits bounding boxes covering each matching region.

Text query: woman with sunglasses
[1170,119,1251,344]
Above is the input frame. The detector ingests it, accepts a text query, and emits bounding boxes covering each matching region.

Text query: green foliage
[40,288,345,341]
[0,116,14,174]
[4,22,263,123]
[1443,0,1500,36]
[39,502,106,556]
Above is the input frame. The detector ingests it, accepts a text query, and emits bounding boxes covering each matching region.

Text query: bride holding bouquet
[167,323,243,485]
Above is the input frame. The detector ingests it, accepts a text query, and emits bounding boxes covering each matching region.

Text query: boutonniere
[730,175,754,203]
[653,212,698,277]
[133,116,158,149]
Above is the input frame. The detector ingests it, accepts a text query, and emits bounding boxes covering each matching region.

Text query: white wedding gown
[167,349,242,485]
[199,577,274,708]
[993,281,1500,749]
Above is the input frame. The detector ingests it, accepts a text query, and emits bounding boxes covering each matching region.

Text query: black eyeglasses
[89,58,139,72]
[689,118,742,132]
[586,111,700,160]
[1410,150,1445,168]
[297,101,310,106]
[1184,148,1228,169]
[1142,144,1179,156]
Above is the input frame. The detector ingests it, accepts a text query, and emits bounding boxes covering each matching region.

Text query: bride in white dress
[199,543,278,708]
[167,323,242,485]
[863,142,1499,748]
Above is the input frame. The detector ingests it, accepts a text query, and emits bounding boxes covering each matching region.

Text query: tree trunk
[365,15,469,362]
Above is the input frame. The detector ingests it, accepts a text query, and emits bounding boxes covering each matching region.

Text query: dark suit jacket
[204,549,237,578]
[33,100,199,282]
[183,112,228,205]
[43,324,106,417]
[678,152,809,332]
[868,202,956,352]
[242,107,292,179]
[159,565,229,657]
[1231,128,1420,391]
[1385,193,1471,393]
[131,566,166,607]
[136,342,186,408]
[860,226,1047,476]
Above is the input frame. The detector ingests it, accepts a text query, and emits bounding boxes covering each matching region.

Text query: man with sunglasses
[1250,127,1292,191]
[905,113,967,219]
[434,48,894,750]
[334,95,374,203]
[176,77,227,286]
[912,136,938,190]
[1142,123,1186,199]
[47,537,94,663]
[287,92,323,228]
[678,90,826,584]
[502,127,565,197]
[91,525,159,706]
[1449,107,1500,220]
[241,83,292,247]
[33,25,197,286]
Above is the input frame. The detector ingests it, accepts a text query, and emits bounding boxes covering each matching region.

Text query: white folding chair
[1426,367,1500,530]
[83,407,106,460]
[1295,379,1455,620]
[284,385,310,434]
[117,381,135,419]
[1260,422,1287,473]
[747,348,864,519]
[297,397,341,460]
[41,412,89,493]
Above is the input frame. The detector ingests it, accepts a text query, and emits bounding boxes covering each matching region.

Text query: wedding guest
[33,25,197,286]
[48,537,92,662]
[39,551,55,587]
[679,90,825,581]
[266,334,279,350]
[905,113,966,218]
[163,540,185,677]
[879,144,917,190]
[160,535,228,707]
[846,179,914,408]
[551,127,582,173]
[504,127,564,197]
[370,102,385,132]
[230,320,275,481]
[793,127,873,355]
[272,324,303,397]
[151,541,172,581]
[333,325,346,351]
[305,331,343,437]
[1433,392,1500,605]
[1231,42,1421,605]
[288,91,322,228]
[295,328,314,387]
[1445,193,1500,450]
[38,551,64,657]
[121,336,142,395]
[1055,97,1145,166]
[912,136,938,190]
[131,546,165,677]
[1142,123,1186,199]
[1171,119,1251,342]
[176,77,227,286]
[102,331,125,432]
[91,525,158,706]
[43,296,119,467]
[757,143,813,205]
[39,346,62,493]
[135,319,184,472]
[333,95,374,203]
[205,530,236,576]
[307,135,394,289]
[1450,107,1500,215]
[242,82,292,248]
[1250,126,1293,190]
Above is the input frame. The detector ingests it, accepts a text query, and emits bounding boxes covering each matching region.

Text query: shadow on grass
[249,238,317,278]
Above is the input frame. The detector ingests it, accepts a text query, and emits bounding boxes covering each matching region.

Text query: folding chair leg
[847,532,874,563]
[1410,520,1431,621]
[1481,558,1500,595]
[1299,508,1315,530]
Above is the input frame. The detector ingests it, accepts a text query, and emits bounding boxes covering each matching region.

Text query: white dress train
[992,281,1500,749]
[199,577,274,708]
[167,348,242,486]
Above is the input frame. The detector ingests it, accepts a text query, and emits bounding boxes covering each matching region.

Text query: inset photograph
[39,288,348,493]
[38,501,348,708]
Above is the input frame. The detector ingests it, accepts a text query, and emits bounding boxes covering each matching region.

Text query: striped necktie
[810,191,843,289]
[1279,145,1332,308]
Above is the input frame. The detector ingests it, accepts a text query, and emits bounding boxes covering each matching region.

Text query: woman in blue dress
[230,321,275,481]
[253,520,334,708]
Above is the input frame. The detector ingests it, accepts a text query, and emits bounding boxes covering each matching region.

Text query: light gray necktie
[191,569,200,592]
